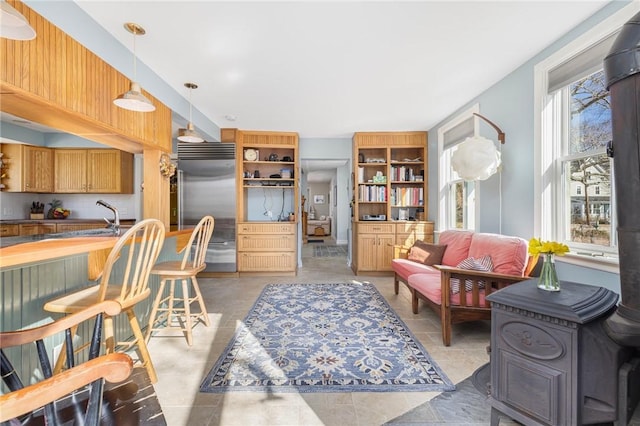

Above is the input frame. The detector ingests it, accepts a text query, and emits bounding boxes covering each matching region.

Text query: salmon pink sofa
[391,229,536,346]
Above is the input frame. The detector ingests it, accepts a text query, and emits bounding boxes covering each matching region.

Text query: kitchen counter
[0,226,193,388]
[0,226,192,269]
[0,218,137,224]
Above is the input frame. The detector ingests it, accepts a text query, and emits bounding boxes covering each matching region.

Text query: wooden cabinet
[0,224,19,237]
[0,144,53,193]
[53,149,86,193]
[237,222,297,275]
[354,223,395,273]
[55,223,104,233]
[54,149,133,193]
[235,130,299,275]
[19,223,56,236]
[351,132,431,275]
[395,222,434,247]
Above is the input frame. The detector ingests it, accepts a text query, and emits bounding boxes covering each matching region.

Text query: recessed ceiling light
[224,115,237,122]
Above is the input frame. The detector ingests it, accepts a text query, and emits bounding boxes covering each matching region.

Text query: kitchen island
[0,226,194,381]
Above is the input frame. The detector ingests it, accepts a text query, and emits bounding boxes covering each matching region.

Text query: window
[534,3,638,271]
[560,70,614,249]
[438,107,478,231]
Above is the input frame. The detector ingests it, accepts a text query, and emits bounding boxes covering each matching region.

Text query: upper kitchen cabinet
[0,1,171,154]
[0,143,53,193]
[54,149,133,194]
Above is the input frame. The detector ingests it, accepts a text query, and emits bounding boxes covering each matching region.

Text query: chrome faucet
[96,200,120,235]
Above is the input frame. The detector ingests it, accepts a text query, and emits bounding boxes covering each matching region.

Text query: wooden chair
[146,215,214,346]
[43,218,166,383]
[0,300,133,425]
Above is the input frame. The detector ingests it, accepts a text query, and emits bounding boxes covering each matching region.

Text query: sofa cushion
[407,241,447,266]
[467,233,528,276]
[391,258,439,281]
[438,230,474,266]
[408,273,488,307]
[450,255,493,293]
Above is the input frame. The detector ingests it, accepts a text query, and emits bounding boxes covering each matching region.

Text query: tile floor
[143,240,637,426]
[145,240,492,426]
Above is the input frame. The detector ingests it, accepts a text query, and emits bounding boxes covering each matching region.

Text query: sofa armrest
[438,265,529,307]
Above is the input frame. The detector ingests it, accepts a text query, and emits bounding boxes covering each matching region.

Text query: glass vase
[538,253,560,291]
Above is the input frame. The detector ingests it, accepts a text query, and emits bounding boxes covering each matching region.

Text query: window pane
[565,155,611,246]
[569,70,611,154]
[448,180,474,229]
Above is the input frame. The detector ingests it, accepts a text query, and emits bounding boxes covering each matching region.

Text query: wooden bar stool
[146,215,214,346]
[43,219,166,384]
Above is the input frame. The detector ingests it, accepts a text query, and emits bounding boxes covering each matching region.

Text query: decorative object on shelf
[244,148,258,161]
[30,201,44,219]
[528,238,569,292]
[113,23,156,112]
[159,153,176,178]
[0,0,36,40]
[451,113,505,181]
[177,82,204,142]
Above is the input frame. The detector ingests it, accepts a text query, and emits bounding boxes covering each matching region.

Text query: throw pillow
[450,255,494,294]
[407,241,447,266]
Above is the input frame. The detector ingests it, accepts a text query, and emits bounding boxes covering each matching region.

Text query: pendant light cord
[189,86,193,123]
[132,28,137,81]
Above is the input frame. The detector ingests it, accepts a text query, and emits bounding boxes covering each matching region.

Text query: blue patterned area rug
[200,282,455,393]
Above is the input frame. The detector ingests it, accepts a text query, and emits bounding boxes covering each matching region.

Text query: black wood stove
[487,280,636,425]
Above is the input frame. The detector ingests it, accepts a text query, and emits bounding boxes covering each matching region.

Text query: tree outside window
[563,69,614,247]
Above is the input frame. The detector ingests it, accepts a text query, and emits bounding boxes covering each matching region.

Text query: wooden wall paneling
[1,1,172,154]
[143,149,170,226]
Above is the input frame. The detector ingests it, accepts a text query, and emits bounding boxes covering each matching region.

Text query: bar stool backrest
[181,215,215,271]
[98,218,166,305]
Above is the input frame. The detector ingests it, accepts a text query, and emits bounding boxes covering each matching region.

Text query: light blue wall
[428,1,630,293]
[1,122,45,146]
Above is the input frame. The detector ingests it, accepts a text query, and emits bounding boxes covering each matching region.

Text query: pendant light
[177,82,204,143]
[113,22,155,112]
[0,0,36,40]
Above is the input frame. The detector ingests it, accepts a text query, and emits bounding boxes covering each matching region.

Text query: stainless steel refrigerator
[177,143,236,272]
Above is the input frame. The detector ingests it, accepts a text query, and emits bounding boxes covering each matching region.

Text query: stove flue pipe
[604,11,640,347]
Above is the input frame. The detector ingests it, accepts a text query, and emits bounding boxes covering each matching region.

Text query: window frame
[437,104,479,232]
[533,3,638,274]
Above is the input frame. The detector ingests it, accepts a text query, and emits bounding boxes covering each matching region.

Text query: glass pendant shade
[1,1,36,40]
[113,81,156,112]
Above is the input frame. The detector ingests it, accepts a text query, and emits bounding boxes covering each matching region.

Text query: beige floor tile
[148,245,495,425]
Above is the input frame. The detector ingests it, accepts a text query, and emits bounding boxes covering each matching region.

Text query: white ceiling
[73,1,610,141]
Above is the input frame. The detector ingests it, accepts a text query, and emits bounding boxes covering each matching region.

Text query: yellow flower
[528,238,569,256]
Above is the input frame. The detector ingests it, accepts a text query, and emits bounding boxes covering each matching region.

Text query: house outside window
[438,106,478,231]
[533,4,638,272]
